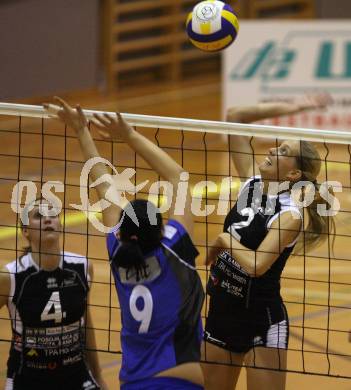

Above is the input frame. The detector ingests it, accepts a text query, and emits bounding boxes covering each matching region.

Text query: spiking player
[202,93,335,390]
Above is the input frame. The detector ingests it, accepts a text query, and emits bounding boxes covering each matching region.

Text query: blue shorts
[121,377,204,390]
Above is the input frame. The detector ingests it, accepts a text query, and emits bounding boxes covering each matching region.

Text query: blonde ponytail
[295,142,335,251]
[303,181,335,250]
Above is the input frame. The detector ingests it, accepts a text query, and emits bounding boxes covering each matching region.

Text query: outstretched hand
[43,96,87,133]
[298,92,334,111]
[91,111,134,142]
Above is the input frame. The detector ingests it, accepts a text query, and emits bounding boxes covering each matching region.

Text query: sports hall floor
[0,85,350,389]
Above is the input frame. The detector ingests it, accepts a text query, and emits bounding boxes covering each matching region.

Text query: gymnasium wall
[316,0,351,18]
[1,0,351,101]
[0,0,100,101]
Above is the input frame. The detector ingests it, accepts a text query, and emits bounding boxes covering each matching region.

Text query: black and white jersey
[209,176,301,305]
[5,251,90,379]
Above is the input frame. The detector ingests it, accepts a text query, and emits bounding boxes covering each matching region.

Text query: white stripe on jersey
[6,251,88,274]
[266,320,288,349]
[8,297,23,334]
[61,251,90,282]
[237,175,261,198]
[161,243,196,271]
[5,378,13,390]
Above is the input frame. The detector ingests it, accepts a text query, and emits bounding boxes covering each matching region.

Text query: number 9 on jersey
[129,285,153,333]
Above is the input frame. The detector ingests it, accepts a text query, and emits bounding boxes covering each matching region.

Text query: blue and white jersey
[106,219,204,383]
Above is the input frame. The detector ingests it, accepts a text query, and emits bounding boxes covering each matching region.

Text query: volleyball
[186,1,239,52]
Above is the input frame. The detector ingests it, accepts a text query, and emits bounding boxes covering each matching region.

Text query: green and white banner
[223,21,351,130]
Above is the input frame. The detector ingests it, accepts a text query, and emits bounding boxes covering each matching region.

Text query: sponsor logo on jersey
[26,361,49,370]
[48,362,57,370]
[26,361,57,370]
[45,320,81,335]
[25,336,37,345]
[218,251,248,276]
[62,274,77,287]
[27,348,38,357]
[221,279,244,298]
[62,353,82,366]
[27,328,47,336]
[47,277,58,289]
[217,260,248,285]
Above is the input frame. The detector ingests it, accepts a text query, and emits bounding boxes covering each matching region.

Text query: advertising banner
[223,21,351,130]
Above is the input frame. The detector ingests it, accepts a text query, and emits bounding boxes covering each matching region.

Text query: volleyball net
[0,103,350,379]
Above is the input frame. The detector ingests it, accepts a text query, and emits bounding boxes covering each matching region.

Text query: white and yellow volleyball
[186,1,239,52]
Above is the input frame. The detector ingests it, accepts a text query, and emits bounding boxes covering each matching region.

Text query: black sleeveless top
[5,252,89,379]
[209,176,301,307]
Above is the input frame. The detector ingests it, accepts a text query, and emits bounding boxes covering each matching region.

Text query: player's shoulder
[239,175,261,195]
[163,219,187,240]
[277,192,301,217]
[62,251,92,280]
[5,253,32,274]
[248,175,262,186]
[0,265,10,280]
[62,251,87,265]
[161,219,199,268]
[0,266,11,306]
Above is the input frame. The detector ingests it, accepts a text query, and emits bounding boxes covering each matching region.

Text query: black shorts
[6,368,100,390]
[204,295,289,354]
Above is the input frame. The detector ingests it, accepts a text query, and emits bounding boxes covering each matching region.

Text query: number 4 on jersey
[41,291,67,323]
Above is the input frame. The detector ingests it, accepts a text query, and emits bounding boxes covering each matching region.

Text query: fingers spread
[103,112,115,124]
[43,103,61,112]
[54,96,71,111]
[93,113,111,127]
[76,105,87,123]
[90,117,108,130]
[42,103,63,119]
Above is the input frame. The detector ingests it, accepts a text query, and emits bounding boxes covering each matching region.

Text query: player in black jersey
[202,94,335,390]
[0,199,106,390]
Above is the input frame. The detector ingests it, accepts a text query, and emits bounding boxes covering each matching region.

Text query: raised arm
[207,212,301,276]
[226,93,333,180]
[93,112,194,238]
[43,97,121,228]
[227,93,332,124]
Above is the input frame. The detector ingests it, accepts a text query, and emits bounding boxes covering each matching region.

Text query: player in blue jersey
[202,93,336,390]
[43,98,205,390]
